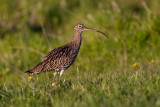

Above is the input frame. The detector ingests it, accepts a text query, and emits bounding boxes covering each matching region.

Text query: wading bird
[25,24,108,79]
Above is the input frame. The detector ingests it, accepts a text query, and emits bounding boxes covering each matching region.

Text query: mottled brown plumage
[25,24,108,78]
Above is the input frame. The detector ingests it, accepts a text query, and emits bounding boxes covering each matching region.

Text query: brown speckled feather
[26,36,81,74]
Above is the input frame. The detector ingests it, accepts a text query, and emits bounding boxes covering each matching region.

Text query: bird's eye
[78,25,82,28]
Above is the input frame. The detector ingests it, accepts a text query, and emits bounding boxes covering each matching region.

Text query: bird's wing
[29,44,73,73]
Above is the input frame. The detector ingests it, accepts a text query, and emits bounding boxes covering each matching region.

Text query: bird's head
[74,24,108,38]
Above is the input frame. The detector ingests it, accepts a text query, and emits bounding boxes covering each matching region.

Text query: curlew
[25,24,108,79]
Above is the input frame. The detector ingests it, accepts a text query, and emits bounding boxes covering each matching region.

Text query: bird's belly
[50,46,80,71]
[58,54,78,70]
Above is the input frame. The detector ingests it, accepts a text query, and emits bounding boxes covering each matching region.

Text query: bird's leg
[59,70,64,78]
[53,71,58,80]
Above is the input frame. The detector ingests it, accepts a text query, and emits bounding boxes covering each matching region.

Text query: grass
[0,0,160,107]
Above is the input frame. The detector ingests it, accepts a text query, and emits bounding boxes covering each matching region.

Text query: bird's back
[26,41,81,74]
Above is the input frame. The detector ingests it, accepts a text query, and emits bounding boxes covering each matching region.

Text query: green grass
[0,0,160,107]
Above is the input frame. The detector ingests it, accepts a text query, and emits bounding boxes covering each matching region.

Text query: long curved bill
[84,27,109,38]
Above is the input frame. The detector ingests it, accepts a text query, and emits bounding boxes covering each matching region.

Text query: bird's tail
[25,70,32,74]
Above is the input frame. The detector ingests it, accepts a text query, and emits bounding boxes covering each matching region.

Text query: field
[0,0,160,107]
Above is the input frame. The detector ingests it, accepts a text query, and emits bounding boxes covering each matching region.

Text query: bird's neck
[71,31,82,49]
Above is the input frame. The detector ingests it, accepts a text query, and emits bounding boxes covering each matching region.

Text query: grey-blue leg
[59,70,64,78]
[53,71,58,80]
